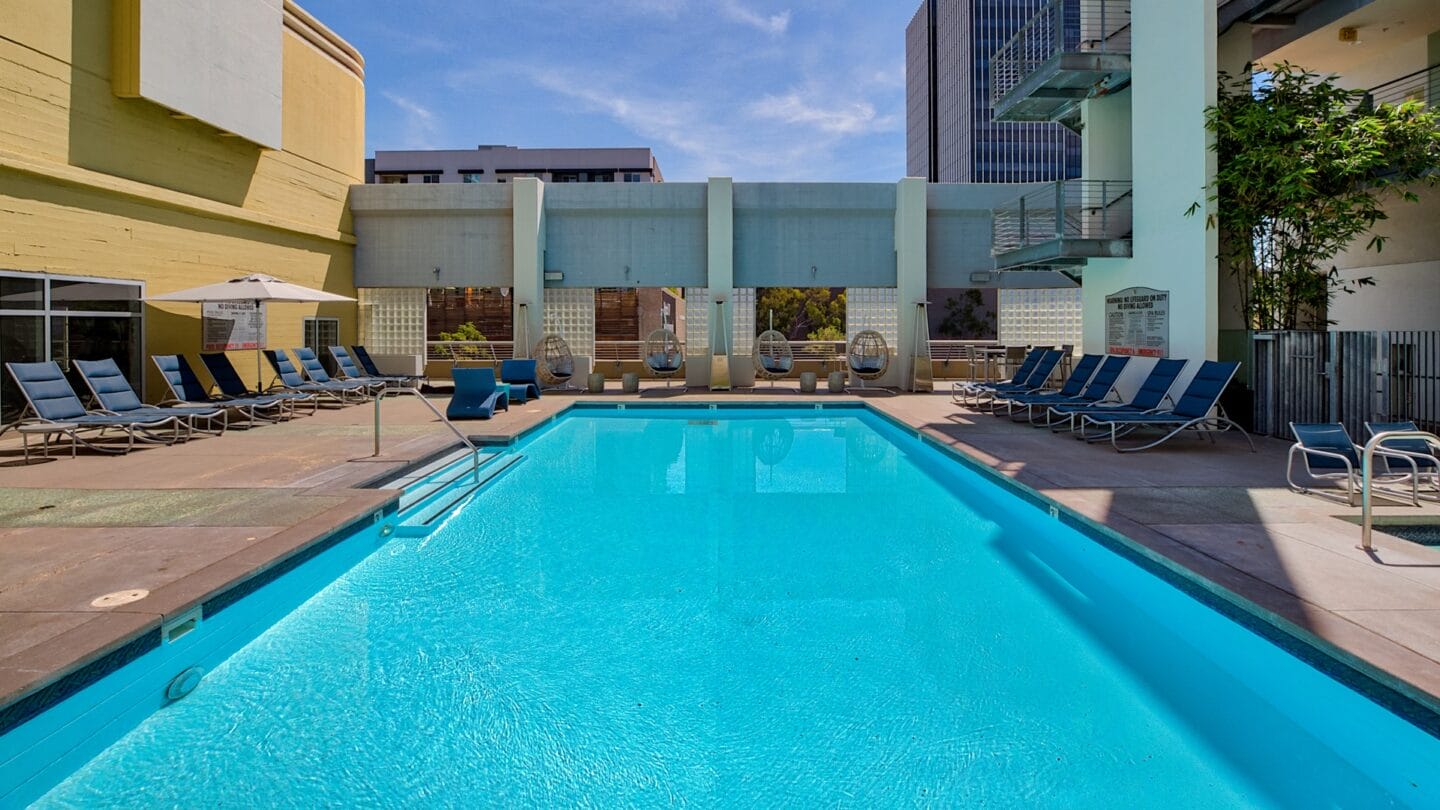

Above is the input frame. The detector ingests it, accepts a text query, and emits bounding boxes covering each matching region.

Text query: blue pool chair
[1288,422,1421,506]
[446,367,509,420]
[972,350,1065,410]
[1043,358,1187,432]
[499,359,542,402]
[1077,361,1254,453]
[952,347,1046,404]
[329,346,412,392]
[994,353,1106,420]
[153,355,292,423]
[73,358,227,435]
[1365,421,1439,501]
[3,361,186,452]
[200,352,318,413]
[292,348,385,397]
[352,345,425,385]
[264,350,366,405]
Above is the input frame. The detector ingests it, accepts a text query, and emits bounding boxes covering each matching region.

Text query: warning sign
[1105,287,1169,357]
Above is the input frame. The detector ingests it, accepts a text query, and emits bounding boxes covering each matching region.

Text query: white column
[700,176,740,387]
[895,177,928,391]
[511,177,545,358]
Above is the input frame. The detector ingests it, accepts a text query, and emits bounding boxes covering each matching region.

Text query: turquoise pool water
[31,408,1440,806]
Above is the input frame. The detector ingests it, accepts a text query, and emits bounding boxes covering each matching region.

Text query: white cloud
[747,92,897,135]
[381,91,442,149]
[719,1,790,35]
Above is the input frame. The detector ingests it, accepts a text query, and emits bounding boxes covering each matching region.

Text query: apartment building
[366,145,663,185]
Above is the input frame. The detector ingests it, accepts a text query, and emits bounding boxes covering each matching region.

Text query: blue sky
[301,0,915,181]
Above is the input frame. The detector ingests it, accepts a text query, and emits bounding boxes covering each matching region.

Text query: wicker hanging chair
[752,329,794,387]
[644,328,684,384]
[533,334,575,387]
[848,330,890,387]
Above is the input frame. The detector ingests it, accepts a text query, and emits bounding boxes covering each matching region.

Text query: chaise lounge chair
[1288,422,1422,506]
[446,367,508,420]
[329,346,412,393]
[1366,420,1439,501]
[292,348,386,397]
[990,353,1102,418]
[499,359,542,403]
[952,347,1046,404]
[264,349,367,405]
[1000,355,1130,423]
[4,361,186,453]
[351,345,426,386]
[970,350,1065,410]
[153,354,292,423]
[1043,358,1187,432]
[73,358,227,436]
[200,352,318,414]
[1077,360,1255,453]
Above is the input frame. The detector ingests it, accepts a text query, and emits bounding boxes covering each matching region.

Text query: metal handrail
[990,0,1132,109]
[993,179,1133,253]
[1360,430,1440,551]
[1363,63,1438,110]
[374,387,482,484]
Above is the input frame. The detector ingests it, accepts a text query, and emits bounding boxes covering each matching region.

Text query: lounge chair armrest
[1295,444,1356,472]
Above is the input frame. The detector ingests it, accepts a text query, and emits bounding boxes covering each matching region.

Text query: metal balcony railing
[992,180,1133,255]
[425,340,516,363]
[990,0,1131,114]
[1363,63,1438,111]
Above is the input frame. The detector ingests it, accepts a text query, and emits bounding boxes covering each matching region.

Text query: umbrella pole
[255,299,264,393]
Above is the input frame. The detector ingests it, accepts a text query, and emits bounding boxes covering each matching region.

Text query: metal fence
[1251,331,1440,439]
[990,0,1131,108]
[992,180,1133,254]
[1363,63,1438,111]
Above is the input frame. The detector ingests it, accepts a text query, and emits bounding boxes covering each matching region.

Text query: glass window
[304,317,341,374]
[377,174,408,184]
[49,280,141,313]
[461,171,486,183]
[0,276,42,311]
[0,314,44,422]
[421,174,440,184]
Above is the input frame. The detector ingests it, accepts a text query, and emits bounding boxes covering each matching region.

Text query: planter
[827,371,846,393]
[799,372,817,393]
[587,372,605,394]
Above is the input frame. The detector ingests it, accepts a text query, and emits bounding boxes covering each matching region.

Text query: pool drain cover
[91,589,149,607]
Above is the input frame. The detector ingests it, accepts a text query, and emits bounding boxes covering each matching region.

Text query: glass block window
[998,288,1083,348]
[683,287,709,356]
[730,287,755,356]
[358,288,426,356]
[844,287,899,347]
[543,288,595,359]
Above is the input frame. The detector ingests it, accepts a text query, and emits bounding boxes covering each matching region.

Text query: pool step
[397,454,526,534]
[397,452,500,512]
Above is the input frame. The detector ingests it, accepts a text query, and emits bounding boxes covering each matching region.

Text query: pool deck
[2,386,1439,719]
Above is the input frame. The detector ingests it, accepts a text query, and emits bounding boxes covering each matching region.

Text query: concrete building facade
[367,145,663,185]
[0,0,366,420]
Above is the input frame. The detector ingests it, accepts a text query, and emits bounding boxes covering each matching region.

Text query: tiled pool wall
[0,506,398,806]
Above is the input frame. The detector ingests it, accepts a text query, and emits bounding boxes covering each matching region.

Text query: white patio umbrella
[147,274,356,388]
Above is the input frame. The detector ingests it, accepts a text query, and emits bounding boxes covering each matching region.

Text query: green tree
[937,290,995,339]
[755,288,846,341]
[437,322,492,361]
[1194,62,1440,330]
[807,324,845,341]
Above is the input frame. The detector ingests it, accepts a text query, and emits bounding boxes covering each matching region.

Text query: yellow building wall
[0,0,364,396]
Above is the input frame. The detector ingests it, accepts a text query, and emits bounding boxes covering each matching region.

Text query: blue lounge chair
[1366,421,1439,501]
[952,347,1046,404]
[264,350,366,405]
[972,350,1065,410]
[200,352,318,413]
[993,354,1109,420]
[153,355,292,423]
[1288,422,1421,506]
[499,359,542,402]
[329,346,414,392]
[73,358,227,435]
[446,367,509,420]
[292,348,385,397]
[352,345,425,385]
[4,361,185,453]
[1077,360,1255,453]
[1043,358,1187,432]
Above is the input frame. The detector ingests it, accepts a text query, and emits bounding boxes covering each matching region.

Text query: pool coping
[4,398,1438,744]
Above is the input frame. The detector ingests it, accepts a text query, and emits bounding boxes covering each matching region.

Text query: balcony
[992,180,1132,270]
[1362,63,1438,113]
[990,0,1131,124]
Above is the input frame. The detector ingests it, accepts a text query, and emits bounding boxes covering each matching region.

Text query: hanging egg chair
[752,329,794,388]
[847,330,890,388]
[533,334,575,388]
[644,328,685,386]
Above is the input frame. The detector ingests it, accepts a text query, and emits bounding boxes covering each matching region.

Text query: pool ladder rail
[397,453,525,533]
[1359,429,1440,552]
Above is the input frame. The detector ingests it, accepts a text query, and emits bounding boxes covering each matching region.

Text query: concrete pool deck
[2,386,1439,720]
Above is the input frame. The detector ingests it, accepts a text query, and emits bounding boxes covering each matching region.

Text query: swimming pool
[6,405,1439,806]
